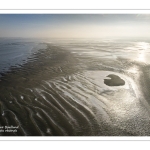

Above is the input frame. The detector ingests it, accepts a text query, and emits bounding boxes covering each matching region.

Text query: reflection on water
[127,66,139,74]
[138,51,145,62]
[138,42,150,50]
[137,42,150,62]
[135,42,150,63]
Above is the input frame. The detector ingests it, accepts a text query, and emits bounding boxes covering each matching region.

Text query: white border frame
[0,9,150,140]
[0,136,150,141]
[0,9,150,14]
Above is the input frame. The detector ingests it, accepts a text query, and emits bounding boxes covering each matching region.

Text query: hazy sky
[0,14,150,38]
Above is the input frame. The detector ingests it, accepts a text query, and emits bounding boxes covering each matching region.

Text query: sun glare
[137,42,150,62]
[127,66,139,74]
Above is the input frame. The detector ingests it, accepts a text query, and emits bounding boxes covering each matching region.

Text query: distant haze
[0,14,150,38]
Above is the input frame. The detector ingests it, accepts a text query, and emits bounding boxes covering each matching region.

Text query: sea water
[0,38,46,75]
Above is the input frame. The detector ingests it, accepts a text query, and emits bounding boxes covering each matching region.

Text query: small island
[104,74,125,86]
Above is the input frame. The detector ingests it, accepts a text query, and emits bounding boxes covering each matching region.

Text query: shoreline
[0,44,80,88]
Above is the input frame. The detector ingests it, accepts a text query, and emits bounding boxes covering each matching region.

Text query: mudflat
[1,40,150,136]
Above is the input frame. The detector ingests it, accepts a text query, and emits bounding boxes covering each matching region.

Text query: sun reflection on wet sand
[137,42,150,62]
[106,71,150,136]
[138,42,150,50]
[127,66,139,74]
[138,52,145,62]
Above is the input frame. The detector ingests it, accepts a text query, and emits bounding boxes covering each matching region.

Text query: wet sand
[0,45,81,135]
[0,43,150,136]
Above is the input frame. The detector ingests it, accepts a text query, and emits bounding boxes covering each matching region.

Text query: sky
[0,14,150,38]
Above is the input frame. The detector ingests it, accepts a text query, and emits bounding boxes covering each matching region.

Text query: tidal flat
[0,39,150,136]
